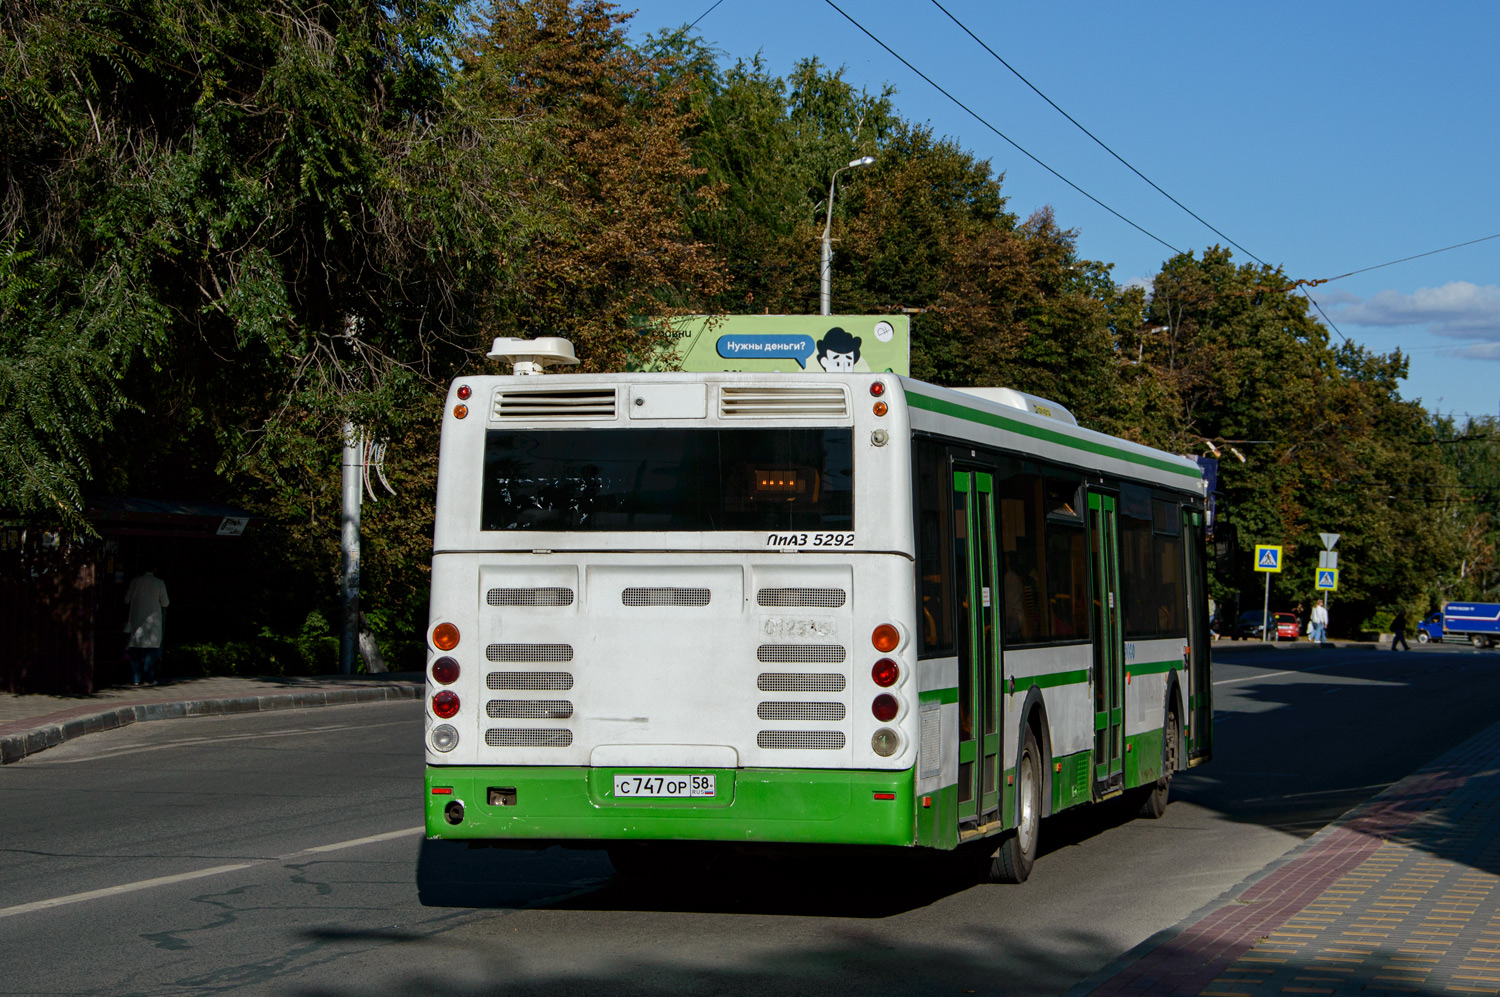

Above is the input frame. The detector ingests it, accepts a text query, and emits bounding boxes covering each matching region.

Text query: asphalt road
[3,642,1499,996]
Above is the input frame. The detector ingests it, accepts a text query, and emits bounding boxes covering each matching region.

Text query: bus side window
[916,441,955,658]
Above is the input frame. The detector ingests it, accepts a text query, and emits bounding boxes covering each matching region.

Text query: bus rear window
[481,428,854,532]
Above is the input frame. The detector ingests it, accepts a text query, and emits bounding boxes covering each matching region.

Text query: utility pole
[340,421,361,675]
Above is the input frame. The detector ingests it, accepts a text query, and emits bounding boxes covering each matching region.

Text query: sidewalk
[0,672,422,765]
[1072,714,1500,996]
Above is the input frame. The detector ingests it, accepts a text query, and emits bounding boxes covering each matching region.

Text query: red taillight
[456,384,472,400]
[432,623,460,651]
[870,381,886,397]
[872,694,899,722]
[432,656,460,685]
[872,624,900,653]
[871,658,899,687]
[432,690,460,719]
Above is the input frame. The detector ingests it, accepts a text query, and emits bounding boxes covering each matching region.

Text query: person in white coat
[124,568,170,685]
[1310,599,1329,644]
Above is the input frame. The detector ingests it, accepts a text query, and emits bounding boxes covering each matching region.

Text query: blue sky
[622,1,1500,422]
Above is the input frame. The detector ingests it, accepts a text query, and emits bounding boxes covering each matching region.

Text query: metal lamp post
[819,156,875,316]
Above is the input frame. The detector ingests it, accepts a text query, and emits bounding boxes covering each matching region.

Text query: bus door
[1087,491,1125,795]
[953,469,1002,824]
[1184,508,1213,762]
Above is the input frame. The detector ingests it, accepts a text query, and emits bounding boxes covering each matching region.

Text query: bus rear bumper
[425,765,917,847]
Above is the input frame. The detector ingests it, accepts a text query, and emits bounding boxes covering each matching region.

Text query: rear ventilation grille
[487,671,573,691]
[757,588,847,608]
[486,644,574,662]
[757,672,846,693]
[720,386,849,419]
[757,645,846,663]
[757,702,846,722]
[485,729,573,748]
[493,388,617,420]
[621,587,711,607]
[487,699,574,720]
[757,731,846,750]
[487,587,575,607]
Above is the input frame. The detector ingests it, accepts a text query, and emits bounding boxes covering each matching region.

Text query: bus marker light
[432,623,460,651]
[432,657,460,684]
[432,690,460,719]
[873,792,896,801]
[456,385,472,400]
[873,401,888,417]
[872,658,899,687]
[1055,761,1062,773]
[870,381,886,397]
[872,694,898,722]
[872,624,900,653]
[453,404,469,419]
[1007,774,1014,786]
[921,795,932,809]
[1125,671,1131,685]
[431,787,453,795]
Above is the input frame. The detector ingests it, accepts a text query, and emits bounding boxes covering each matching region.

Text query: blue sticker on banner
[716,334,817,368]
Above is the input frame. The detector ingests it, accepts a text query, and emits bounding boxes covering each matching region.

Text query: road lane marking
[0,825,424,920]
[1215,661,1350,686]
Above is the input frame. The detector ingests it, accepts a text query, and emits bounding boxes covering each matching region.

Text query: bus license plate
[613,774,716,798]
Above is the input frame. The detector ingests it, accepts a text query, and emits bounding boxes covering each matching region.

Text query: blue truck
[1416,603,1500,647]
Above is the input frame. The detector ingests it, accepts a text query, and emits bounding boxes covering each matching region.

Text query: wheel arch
[1014,685,1054,817]
[1163,671,1186,774]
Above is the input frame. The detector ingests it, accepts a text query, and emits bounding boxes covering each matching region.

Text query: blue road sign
[1316,568,1339,591]
[1255,544,1283,573]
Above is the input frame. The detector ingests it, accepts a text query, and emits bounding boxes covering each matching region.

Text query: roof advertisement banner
[656,315,910,376]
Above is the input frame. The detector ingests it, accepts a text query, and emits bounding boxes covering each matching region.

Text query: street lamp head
[848,156,875,168]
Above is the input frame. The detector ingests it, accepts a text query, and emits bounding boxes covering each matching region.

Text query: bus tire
[990,728,1041,884]
[1136,712,1179,819]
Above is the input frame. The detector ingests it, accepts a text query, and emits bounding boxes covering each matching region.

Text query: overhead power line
[821,0,1182,256]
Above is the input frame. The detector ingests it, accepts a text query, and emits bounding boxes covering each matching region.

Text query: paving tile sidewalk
[1071,718,1500,996]
[0,672,422,765]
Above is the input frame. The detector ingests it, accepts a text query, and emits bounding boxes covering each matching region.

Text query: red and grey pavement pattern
[1073,719,1500,996]
[0,676,422,764]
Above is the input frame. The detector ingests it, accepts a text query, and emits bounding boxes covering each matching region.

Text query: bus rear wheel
[1135,712,1179,819]
[989,728,1041,884]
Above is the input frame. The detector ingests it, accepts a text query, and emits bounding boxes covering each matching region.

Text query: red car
[1274,612,1300,640]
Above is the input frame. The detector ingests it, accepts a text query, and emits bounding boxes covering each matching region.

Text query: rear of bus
[423,371,923,852]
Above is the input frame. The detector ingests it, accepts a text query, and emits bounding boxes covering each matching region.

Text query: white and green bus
[423,346,1212,881]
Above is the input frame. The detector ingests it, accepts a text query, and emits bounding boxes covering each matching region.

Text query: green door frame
[1088,491,1125,792]
[954,469,1002,823]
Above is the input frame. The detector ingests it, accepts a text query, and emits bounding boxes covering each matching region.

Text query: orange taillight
[872,624,900,653]
[432,623,460,651]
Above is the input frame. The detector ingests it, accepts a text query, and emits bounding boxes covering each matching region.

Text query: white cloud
[1329,281,1500,340]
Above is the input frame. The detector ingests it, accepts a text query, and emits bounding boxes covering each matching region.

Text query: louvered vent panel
[487,587,574,607]
[757,731,846,750]
[757,672,846,693]
[487,671,574,691]
[757,588,847,608]
[757,645,846,663]
[720,386,849,418]
[492,389,617,420]
[919,706,941,778]
[621,587,711,607]
[487,699,574,719]
[757,702,845,722]
[485,729,573,748]
[486,644,574,662]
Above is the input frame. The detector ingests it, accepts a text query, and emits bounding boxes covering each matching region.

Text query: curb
[0,683,422,766]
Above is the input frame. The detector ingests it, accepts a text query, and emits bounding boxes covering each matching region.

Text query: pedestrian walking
[123,567,170,685]
[1310,599,1329,644]
[1392,609,1410,651]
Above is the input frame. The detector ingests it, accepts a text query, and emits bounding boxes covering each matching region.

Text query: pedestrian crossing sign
[1254,544,1283,572]
[1316,568,1338,591]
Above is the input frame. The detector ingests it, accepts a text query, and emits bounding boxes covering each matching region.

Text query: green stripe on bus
[906,391,1201,479]
[1127,658,1184,676]
[1014,668,1089,691]
[919,687,960,705]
